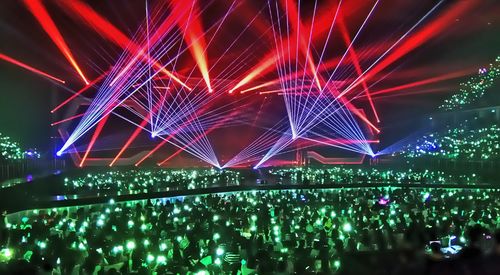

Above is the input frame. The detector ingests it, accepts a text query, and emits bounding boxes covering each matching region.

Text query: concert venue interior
[0,0,499,274]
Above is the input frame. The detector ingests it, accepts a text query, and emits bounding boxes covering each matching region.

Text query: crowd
[439,55,500,111]
[54,167,485,199]
[399,125,500,161]
[64,169,242,195]
[0,187,499,274]
[0,132,25,161]
[268,167,480,185]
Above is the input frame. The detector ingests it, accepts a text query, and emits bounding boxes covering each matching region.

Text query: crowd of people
[439,55,500,111]
[64,169,242,195]
[399,125,500,161]
[268,167,480,185]
[0,187,499,274]
[63,167,483,197]
[0,132,25,161]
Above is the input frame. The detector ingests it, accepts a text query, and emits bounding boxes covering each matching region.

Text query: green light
[157,255,167,264]
[214,258,222,265]
[38,242,46,249]
[213,215,219,222]
[213,233,220,241]
[334,260,341,268]
[216,247,224,256]
[147,254,155,263]
[112,246,123,254]
[143,239,150,247]
[1,248,12,259]
[160,243,167,251]
[126,241,136,250]
[343,223,352,232]
[128,220,134,228]
[251,215,257,222]
[440,56,500,110]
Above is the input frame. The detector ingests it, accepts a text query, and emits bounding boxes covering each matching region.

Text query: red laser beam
[134,137,171,166]
[238,43,390,95]
[367,87,450,100]
[109,118,149,167]
[51,72,108,113]
[228,52,278,94]
[23,0,88,84]
[240,79,281,94]
[338,17,380,123]
[59,0,191,90]
[228,1,347,94]
[172,0,212,92]
[0,52,65,84]
[109,88,171,166]
[280,0,323,90]
[323,82,380,133]
[364,69,471,98]
[51,113,85,126]
[79,114,110,167]
[341,0,474,97]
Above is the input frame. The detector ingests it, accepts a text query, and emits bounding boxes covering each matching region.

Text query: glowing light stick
[342,223,352,232]
[126,241,136,250]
